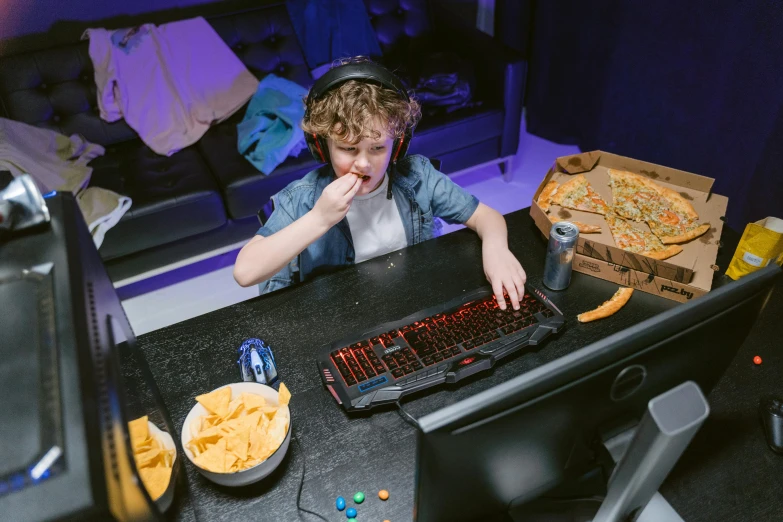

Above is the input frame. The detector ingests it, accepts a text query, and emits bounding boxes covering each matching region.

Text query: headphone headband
[308,61,410,103]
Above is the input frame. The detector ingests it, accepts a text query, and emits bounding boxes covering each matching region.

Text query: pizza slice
[537,180,560,213]
[636,191,711,244]
[608,169,710,244]
[605,213,683,260]
[548,214,601,234]
[607,169,652,222]
[550,174,610,215]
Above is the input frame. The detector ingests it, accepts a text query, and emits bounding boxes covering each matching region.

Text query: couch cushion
[409,104,504,158]
[0,43,138,146]
[364,0,432,72]
[88,141,226,260]
[210,5,312,87]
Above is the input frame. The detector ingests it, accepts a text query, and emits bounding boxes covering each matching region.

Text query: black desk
[136,209,782,522]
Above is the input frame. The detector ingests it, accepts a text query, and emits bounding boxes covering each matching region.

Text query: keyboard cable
[396,400,421,430]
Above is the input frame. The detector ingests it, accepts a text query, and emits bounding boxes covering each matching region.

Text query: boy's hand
[313,174,363,228]
[482,246,527,310]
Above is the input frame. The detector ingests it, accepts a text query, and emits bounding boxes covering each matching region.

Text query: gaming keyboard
[317,287,566,411]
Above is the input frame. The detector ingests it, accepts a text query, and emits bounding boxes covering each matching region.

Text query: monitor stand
[510,381,709,522]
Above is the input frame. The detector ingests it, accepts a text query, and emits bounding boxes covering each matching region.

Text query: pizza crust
[537,180,560,213]
[577,287,634,323]
[659,223,711,244]
[548,215,601,233]
[640,245,683,260]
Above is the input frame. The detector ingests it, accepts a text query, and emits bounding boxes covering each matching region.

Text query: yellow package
[726,217,783,280]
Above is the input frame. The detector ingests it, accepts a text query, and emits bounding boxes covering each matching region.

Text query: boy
[234,58,527,310]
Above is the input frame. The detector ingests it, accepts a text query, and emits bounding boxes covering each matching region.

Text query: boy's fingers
[505,280,521,310]
[491,279,506,310]
[347,177,363,198]
[513,274,526,302]
[336,173,359,191]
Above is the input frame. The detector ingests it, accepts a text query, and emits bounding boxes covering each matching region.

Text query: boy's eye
[339,147,356,152]
[372,145,386,151]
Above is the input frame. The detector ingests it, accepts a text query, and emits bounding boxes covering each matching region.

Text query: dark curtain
[524,0,783,229]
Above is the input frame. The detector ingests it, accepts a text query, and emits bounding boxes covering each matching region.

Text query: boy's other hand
[313,174,363,227]
[483,247,527,311]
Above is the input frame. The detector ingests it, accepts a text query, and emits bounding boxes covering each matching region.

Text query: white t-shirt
[345,174,408,263]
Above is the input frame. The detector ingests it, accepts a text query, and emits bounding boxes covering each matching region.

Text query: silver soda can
[543,221,579,290]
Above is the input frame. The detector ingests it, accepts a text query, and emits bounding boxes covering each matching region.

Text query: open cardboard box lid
[530,151,728,293]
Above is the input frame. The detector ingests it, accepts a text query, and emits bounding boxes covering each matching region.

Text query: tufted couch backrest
[0,3,310,148]
[363,0,432,74]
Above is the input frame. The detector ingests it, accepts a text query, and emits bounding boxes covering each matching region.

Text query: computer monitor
[0,193,181,521]
[414,264,781,522]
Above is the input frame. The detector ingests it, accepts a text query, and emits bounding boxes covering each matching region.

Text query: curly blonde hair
[302,74,421,145]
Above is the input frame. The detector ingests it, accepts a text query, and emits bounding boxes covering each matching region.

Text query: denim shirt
[256,154,480,294]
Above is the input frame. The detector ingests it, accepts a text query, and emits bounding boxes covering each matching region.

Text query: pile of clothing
[413,52,478,116]
[0,118,130,248]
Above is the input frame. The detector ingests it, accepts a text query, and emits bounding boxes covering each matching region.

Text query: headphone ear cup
[317,136,330,164]
[305,132,330,163]
[392,129,414,162]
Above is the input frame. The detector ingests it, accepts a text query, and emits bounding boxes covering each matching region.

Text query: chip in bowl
[128,416,175,501]
[186,383,291,474]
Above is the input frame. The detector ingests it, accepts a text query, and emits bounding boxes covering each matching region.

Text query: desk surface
[136,208,782,522]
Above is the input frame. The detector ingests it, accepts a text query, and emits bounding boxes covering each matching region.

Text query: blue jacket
[257,155,479,294]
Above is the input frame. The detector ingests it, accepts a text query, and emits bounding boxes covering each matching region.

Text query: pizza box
[530,151,728,302]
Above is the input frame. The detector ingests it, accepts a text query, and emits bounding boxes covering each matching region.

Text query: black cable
[396,400,421,430]
[293,432,330,522]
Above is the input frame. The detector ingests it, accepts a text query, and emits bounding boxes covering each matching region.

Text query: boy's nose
[354,155,370,171]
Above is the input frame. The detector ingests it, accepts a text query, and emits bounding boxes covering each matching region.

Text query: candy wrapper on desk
[727,217,783,280]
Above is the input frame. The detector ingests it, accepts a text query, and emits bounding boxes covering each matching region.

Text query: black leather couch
[0,0,525,281]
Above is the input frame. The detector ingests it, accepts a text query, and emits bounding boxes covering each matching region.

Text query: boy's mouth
[353,173,371,182]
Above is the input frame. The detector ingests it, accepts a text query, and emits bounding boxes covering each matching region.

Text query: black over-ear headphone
[303,60,415,168]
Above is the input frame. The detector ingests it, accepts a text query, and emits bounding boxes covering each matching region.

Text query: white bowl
[180,382,291,487]
[147,422,177,512]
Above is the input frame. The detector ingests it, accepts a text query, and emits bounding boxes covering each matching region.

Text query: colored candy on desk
[378,489,389,500]
[336,496,346,511]
[754,355,763,365]
[354,491,365,504]
[346,507,357,518]
[348,519,356,522]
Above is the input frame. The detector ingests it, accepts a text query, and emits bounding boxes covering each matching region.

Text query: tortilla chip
[226,428,250,461]
[139,466,172,500]
[248,430,266,460]
[193,439,228,473]
[128,416,149,444]
[240,392,266,411]
[278,383,291,407]
[134,447,163,469]
[196,387,231,418]
[225,397,245,420]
